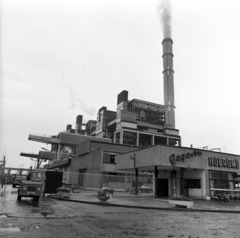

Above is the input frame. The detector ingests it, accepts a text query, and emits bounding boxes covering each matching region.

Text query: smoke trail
[157,0,172,38]
[69,87,77,109]
[69,87,96,118]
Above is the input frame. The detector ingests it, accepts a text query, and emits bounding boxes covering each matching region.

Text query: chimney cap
[162,38,173,44]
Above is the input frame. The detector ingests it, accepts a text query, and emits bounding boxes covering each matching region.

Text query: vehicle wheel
[12,185,15,188]
[17,195,21,201]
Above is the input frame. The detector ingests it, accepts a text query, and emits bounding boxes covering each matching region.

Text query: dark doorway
[78,169,87,186]
[156,178,168,197]
[45,171,63,194]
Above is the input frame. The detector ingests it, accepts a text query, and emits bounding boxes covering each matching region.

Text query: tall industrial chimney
[162,38,175,129]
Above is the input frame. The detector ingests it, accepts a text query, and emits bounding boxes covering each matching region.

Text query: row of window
[209,171,240,190]
[115,131,180,147]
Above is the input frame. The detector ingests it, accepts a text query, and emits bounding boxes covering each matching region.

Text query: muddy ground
[1,200,240,238]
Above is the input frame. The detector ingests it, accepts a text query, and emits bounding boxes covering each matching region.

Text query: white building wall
[185,169,206,199]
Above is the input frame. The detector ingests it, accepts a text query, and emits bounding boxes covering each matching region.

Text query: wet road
[1,185,46,215]
[0,185,78,218]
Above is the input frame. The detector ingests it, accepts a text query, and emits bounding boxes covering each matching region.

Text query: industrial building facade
[116,144,240,199]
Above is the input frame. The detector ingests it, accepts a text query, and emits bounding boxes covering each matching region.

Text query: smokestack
[75,115,83,134]
[162,38,175,128]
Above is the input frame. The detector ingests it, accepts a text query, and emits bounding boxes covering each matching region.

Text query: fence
[62,172,153,193]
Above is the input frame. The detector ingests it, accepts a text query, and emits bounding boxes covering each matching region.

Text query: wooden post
[135,168,138,195]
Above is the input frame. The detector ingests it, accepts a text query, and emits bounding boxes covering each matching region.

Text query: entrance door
[78,169,87,186]
[156,178,168,197]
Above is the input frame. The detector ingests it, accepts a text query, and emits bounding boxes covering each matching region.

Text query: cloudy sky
[1,0,240,168]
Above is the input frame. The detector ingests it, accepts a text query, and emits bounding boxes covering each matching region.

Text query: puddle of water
[0,227,21,233]
[42,212,51,217]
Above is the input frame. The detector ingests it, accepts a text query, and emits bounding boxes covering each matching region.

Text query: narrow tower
[75,115,83,134]
[162,38,175,129]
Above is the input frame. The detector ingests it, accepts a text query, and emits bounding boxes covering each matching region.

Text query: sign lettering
[208,157,239,169]
[169,150,202,165]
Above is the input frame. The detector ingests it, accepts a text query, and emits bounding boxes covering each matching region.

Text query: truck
[17,171,45,202]
[12,175,27,188]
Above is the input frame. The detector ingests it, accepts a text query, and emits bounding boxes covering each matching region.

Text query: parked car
[17,171,45,201]
[12,175,27,188]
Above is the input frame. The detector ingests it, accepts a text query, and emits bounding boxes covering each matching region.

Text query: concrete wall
[75,140,140,157]
[91,141,140,154]
[76,140,91,156]
[102,163,117,173]
[117,145,161,169]
[59,166,70,183]
[69,149,102,188]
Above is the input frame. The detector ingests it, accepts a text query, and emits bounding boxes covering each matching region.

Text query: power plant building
[24,38,240,200]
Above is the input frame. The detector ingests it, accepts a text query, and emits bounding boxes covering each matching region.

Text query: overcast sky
[1,0,240,168]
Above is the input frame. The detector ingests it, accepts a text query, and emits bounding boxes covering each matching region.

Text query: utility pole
[130,154,138,195]
[0,156,6,190]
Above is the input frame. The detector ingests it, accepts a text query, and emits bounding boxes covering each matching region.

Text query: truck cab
[17,171,45,202]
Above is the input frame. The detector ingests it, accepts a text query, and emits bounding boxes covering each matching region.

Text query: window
[169,138,179,146]
[209,171,237,191]
[235,182,240,189]
[126,174,134,182]
[103,154,115,164]
[209,171,221,179]
[186,179,201,189]
[210,180,222,189]
[123,131,137,146]
[31,172,42,181]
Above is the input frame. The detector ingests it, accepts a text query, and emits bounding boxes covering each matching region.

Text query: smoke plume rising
[158,0,172,38]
